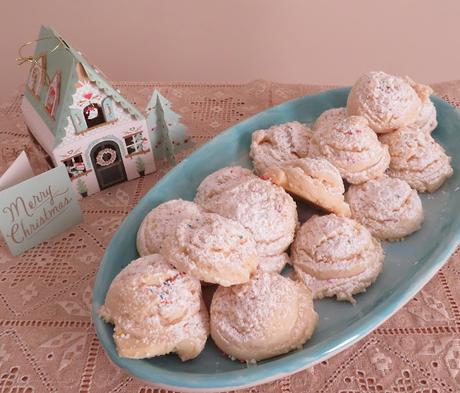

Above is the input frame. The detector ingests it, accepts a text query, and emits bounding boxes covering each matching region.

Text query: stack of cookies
[99,71,453,364]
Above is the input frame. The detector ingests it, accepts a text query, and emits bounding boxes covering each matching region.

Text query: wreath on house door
[96,148,117,166]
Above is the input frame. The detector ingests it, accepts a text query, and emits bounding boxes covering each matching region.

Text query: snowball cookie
[292,214,384,303]
[311,115,390,184]
[405,81,437,134]
[313,107,348,131]
[347,71,424,133]
[99,255,209,361]
[262,157,351,217]
[379,127,453,192]
[345,175,424,240]
[249,121,313,174]
[136,199,203,256]
[410,98,437,134]
[198,177,298,258]
[210,272,318,362]
[194,166,256,207]
[164,212,258,286]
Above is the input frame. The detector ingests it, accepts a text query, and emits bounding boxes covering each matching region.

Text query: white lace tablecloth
[1,80,460,392]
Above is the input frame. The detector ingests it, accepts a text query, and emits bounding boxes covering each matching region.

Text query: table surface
[1,80,460,393]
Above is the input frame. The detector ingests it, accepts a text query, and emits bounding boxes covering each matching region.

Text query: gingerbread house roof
[23,26,144,146]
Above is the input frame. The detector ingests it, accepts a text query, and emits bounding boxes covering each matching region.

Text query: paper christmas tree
[146,90,193,162]
[154,95,175,163]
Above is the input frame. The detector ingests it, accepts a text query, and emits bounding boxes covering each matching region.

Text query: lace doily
[0,80,459,392]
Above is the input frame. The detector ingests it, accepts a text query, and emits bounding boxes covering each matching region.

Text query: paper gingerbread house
[22,26,156,197]
[146,90,193,162]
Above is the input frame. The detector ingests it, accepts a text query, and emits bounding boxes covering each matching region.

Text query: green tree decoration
[146,90,193,162]
[76,178,88,197]
[135,157,145,176]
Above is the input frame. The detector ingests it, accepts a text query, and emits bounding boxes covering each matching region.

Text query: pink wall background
[1,0,459,102]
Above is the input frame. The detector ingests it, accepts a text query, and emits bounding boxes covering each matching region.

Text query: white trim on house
[21,97,56,160]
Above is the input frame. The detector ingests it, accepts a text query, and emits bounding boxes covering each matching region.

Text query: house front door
[91,140,127,190]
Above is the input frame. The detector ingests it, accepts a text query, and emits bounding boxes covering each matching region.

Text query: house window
[102,97,117,122]
[28,67,40,95]
[63,154,87,178]
[27,55,46,98]
[45,72,60,119]
[124,132,146,155]
[83,103,105,128]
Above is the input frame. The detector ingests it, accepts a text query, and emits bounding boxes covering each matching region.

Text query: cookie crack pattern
[325,142,369,154]
[306,226,363,263]
[366,150,389,167]
[364,192,414,221]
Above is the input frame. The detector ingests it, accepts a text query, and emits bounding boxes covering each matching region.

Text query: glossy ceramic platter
[92,87,460,392]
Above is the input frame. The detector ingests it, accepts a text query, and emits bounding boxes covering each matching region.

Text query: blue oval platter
[92,87,460,392]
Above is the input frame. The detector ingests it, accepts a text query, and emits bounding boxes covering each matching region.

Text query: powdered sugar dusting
[292,214,384,296]
[99,255,209,360]
[311,116,390,184]
[204,177,298,257]
[136,199,203,256]
[164,212,258,286]
[313,107,348,131]
[380,127,453,192]
[194,167,256,207]
[295,246,383,304]
[346,175,423,240]
[409,99,437,134]
[347,71,422,133]
[250,121,314,174]
[210,272,317,361]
